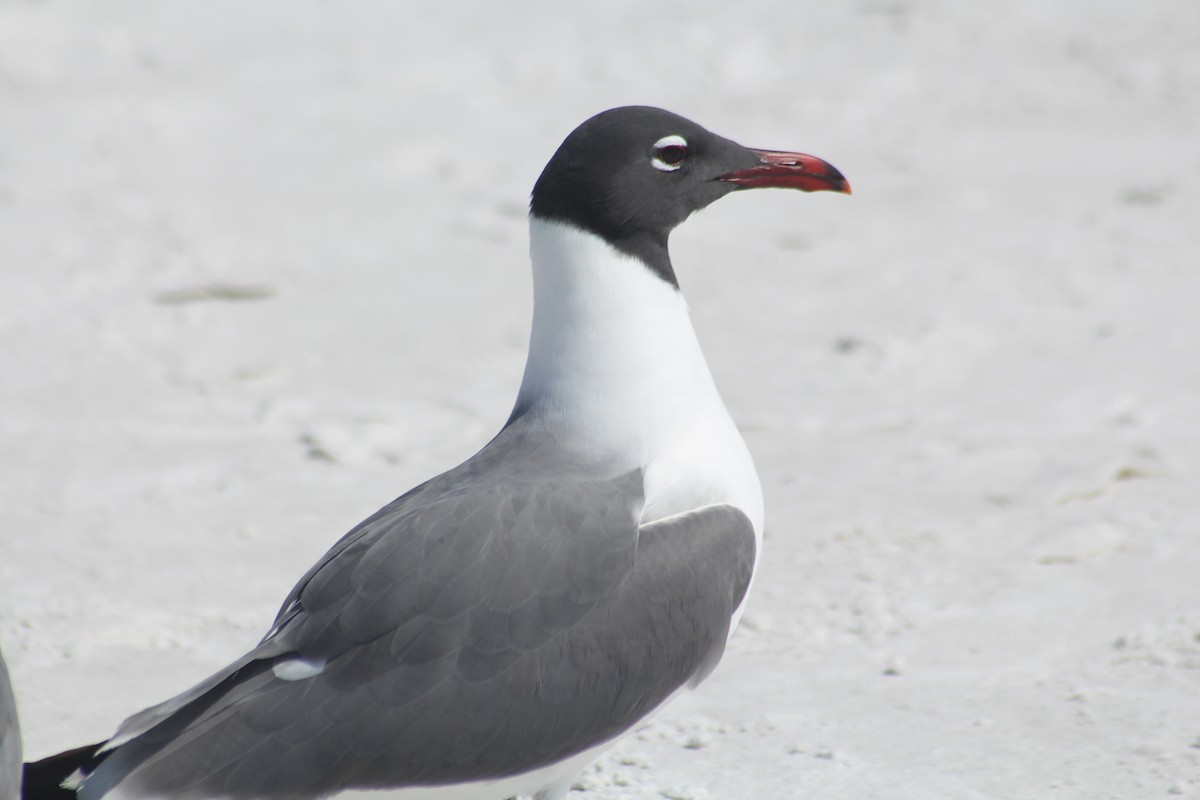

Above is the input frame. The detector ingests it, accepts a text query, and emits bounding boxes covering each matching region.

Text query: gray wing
[0,644,21,800]
[83,432,755,800]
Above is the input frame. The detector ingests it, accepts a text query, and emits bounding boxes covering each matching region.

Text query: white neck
[513,218,763,533]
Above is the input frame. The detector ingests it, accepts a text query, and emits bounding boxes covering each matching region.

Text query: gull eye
[651,135,689,172]
[657,145,688,165]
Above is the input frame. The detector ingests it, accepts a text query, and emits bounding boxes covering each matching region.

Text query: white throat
[514,218,763,534]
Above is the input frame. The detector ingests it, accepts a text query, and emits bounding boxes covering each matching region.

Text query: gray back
[84,420,755,800]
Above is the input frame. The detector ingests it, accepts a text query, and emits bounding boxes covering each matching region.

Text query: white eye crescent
[651,134,689,172]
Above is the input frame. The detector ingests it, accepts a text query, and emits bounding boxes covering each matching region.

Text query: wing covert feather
[83,447,755,800]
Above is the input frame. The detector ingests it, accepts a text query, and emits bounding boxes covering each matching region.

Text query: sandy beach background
[2,2,1198,797]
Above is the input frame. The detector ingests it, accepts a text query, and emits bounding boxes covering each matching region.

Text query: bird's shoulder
[265,422,646,653]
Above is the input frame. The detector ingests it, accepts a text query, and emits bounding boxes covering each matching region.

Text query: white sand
[2,2,1198,797]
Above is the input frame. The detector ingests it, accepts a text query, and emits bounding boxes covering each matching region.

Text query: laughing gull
[1,645,20,800]
[25,106,848,800]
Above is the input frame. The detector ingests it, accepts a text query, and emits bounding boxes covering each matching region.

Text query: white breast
[515,218,764,537]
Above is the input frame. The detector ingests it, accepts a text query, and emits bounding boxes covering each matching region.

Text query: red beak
[717,149,851,194]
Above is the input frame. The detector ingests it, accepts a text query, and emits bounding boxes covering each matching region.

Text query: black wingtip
[22,743,105,800]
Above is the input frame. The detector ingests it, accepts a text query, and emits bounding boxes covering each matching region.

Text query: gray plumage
[0,644,21,800]
[81,418,756,800]
[43,105,851,800]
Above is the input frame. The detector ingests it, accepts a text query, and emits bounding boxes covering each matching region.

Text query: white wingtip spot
[64,768,86,790]
[272,658,326,681]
